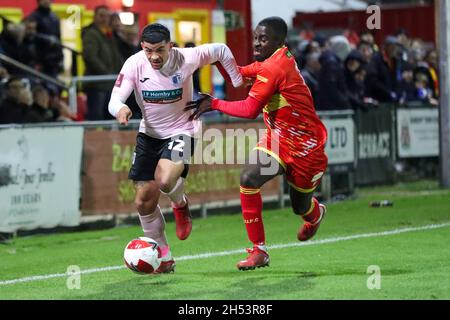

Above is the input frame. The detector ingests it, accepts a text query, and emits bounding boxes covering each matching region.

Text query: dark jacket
[0,98,29,124]
[82,24,123,91]
[316,50,351,110]
[27,103,57,123]
[300,67,319,104]
[365,51,398,103]
[29,6,64,76]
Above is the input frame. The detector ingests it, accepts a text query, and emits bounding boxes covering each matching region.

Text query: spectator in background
[0,66,10,97]
[29,0,64,78]
[359,30,378,51]
[357,40,374,64]
[414,70,438,106]
[82,5,123,120]
[397,62,416,105]
[395,28,410,49]
[184,42,202,99]
[296,39,320,69]
[113,21,142,120]
[0,18,39,74]
[0,22,26,75]
[425,48,439,99]
[20,16,39,70]
[48,88,76,121]
[344,49,367,110]
[365,36,401,103]
[110,12,123,36]
[316,35,351,110]
[300,52,321,103]
[27,85,55,122]
[0,77,32,124]
[116,24,140,60]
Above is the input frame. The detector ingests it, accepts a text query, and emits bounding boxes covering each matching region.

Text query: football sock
[159,245,170,258]
[301,197,321,224]
[163,177,186,208]
[138,205,169,248]
[240,186,265,246]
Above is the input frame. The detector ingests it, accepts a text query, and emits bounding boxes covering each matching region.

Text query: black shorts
[128,133,196,181]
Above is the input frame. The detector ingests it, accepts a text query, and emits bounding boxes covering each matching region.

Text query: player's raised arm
[191,43,243,88]
[108,59,136,125]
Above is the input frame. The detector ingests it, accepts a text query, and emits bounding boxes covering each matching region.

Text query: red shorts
[256,135,328,193]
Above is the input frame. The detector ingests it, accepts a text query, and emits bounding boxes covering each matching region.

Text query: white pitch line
[1,222,450,286]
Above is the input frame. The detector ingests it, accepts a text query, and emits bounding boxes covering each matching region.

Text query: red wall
[293,3,436,46]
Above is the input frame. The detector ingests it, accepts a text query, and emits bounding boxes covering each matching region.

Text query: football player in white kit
[108,23,243,273]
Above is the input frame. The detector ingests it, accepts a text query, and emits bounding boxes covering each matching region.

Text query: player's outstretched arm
[185,93,265,121]
[194,43,243,88]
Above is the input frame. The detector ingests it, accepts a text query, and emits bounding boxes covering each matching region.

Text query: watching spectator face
[360,32,374,45]
[24,19,37,38]
[110,13,123,33]
[402,70,414,83]
[415,73,429,89]
[6,79,33,105]
[38,0,51,8]
[426,49,438,68]
[346,59,361,73]
[355,67,366,83]
[6,23,26,45]
[396,32,409,48]
[358,42,373,63]
[6,79,25,102]
[385,43,400,59]
[94,6,112,29]
[306,52,321,73]
[0,67,9,80]
[122,25,139,46]
[32,86,50,108]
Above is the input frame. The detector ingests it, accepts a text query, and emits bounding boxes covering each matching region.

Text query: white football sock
[138,205,168,248]
[162,177,186,207]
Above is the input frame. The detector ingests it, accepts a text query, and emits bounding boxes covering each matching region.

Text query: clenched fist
[117,106,132,125]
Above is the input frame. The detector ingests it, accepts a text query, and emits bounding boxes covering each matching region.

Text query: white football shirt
[109,44,243,139]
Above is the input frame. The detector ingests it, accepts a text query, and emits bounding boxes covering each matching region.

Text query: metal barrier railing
[68,75,118,114]
[0,53,69,90]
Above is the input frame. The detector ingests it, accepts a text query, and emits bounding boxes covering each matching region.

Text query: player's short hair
[94,5,109,15]
[141,23,171,44]
[257,16,288,44]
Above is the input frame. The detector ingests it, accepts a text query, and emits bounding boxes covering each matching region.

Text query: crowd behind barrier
[0,3,441,125]
[0,104,439,233]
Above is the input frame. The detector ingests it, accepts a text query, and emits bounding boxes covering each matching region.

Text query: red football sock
[301,197,321,224]
[240,186,265,246]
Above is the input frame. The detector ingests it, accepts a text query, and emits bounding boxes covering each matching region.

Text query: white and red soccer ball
[124,237,161,274]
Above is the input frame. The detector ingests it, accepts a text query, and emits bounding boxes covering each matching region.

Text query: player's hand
[117,106,132,125]
[184,93,214,121]
[242,77,254,87]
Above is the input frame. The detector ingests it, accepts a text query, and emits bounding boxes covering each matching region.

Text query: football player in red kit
[185,17,328,270]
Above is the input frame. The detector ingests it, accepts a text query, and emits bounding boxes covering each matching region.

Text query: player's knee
[240,170,260,188]
[135,197,158,214]
[156,178,172,193]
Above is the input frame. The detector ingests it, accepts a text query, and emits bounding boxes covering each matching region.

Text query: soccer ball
[124,237,161,274]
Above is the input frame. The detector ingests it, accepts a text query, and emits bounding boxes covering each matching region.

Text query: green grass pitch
[1,180,449,300]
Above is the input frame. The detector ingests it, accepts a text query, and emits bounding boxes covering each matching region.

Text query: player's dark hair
[141,23,171,44]
[94,5,109,15]
[257,16,288,44]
